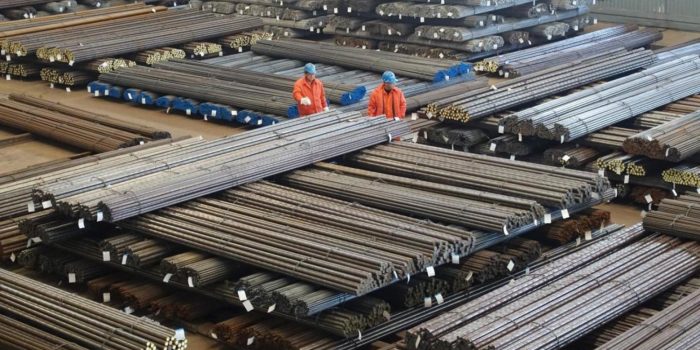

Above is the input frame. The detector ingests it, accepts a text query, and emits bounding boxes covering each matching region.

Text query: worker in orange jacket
[293,63,329,117]
[368,71,407,119]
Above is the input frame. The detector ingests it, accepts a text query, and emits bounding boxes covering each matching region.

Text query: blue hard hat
[382,71,398,84]
[304,63,317,74]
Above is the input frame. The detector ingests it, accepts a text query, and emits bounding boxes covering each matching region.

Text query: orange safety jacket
[367,84,407,119]
[293,76,328,116]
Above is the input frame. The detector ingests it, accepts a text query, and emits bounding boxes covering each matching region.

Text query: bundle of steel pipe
[32,111,410,222]
[542,144,600,168]
[406,229,699,350]
[0,314,88,350]
[252,39,470,82]
[285,164,541,232]
[0,95,154,152]
[346,142,610,208]
[662,164,700,188]
[152,59,367,105]
[421,49,655,123]
[0,268,189,349]
[623,110,700,162]
[643,193,700,241]
[5,10,262,64]
[504,55,700,142]
[599,287,700,350]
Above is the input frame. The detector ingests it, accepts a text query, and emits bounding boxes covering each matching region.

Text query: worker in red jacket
[293,63,329,117]
[368,71,407,119]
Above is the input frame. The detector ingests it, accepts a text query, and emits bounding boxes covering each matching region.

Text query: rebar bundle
[160,251,209,275]
[643,193,700,241]
[623,110,700,162]
[0,268,188,349]
[218,31,273,49]
[213,315,338,349]
[5,10,262,64]
[581,126,639,151]
[407,227,699,350]
[132,47,186,66]
[422,49,655,123]
[0,94,157,152]
[82,57,137,73]
[0,314,88,350]
[662,164,700,188]
[504,55,700,142]
[595,152,659,177]
[542,144,600,168]
[180,256,240,287]
[252,39,470,82]
[181,41,221,58]
[32,111,410,223]
[346,142,610,209]
[125,238,175,268]
[535,209,611,246]
[631,111,682,129]
[152,59,366,105]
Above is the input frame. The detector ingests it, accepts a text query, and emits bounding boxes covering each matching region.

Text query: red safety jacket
[368,84,407,119]
[293,77,328,116]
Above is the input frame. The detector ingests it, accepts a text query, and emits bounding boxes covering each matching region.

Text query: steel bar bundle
[535,209,611,246]
[406,226,699,350]
[629,186,668,206]
[132,47,186,66]
[599,286,700,350]
[347,142,610,208]
[121,179,472,294]
[655,39,700,65]
[125,238,176,268]
[631,111,682,129]
[32,111,410,222]
[643,193,700,241]
[424,126,488,151]
[486,134,547,156]
[152,59,366,105]
[662,164,700,187]
[0,268,188,349]
[213,315,339,349]
[160,251,209,275]
[505,55,700,142]
[252,39,470,82]
[218,30,273,49]
[623,110,700,162]
[63,258,111,283]
[6,10,262,64]
[0,314,88,350]
[286,164,541,232]
[595,152,659,177]
[0,95,152,152]
[422,48,655,123]
[496,29,661,78]
[82,57,137,73]
[0,215,32,260]
[663,94,700,114]
[581,126,639,151]
[180,256,240,287]
[180,41,221,58]
[542,144,600,168]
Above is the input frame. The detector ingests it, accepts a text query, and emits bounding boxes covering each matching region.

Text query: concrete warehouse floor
[0,22,698,350]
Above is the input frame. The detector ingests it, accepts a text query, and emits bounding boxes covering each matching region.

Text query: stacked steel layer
[405,225,699,350]
[623,110,700,162]
[643,193,700,241]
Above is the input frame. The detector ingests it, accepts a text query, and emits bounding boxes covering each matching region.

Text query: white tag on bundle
[163,273,173,283]
[103,292,111,303]
[175,329,186,341]
[187,276,195,287]
[42,200,52,209]
[507,260,515,271]
[68,273,76,283]
[435,293,444,304]
[585,231,592,240]
[451,253,459,264]
[576,237,581,246]
[424,297,432,307]
[102,251,111,262]
[121,255,128,265]
[124,306,134,314]
[562,154,570,162]
[598,169,605,176]
[544,213,552,224]
[96,211,103,222]
[243,300,254,312]
[10,253,16,263]
[644,194,653,203]
[78,219,85,229]
[498,125,505,134]
[247,337,255,345]
[561,209,570,219]
[267,304,276,313]
[426,266,435,277]
[237,290,248,301]
[27,202,35,212]
[624,174,630,184]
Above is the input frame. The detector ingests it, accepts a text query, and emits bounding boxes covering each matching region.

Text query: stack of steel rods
[0,268,188,349]
[180,257,240,287]
[0,314,88,350]
[0,215,32,261]
[218,31,273,50]
[160,251,209,276]
[504,55,700,142]
[285,164,540,232]
[421,49,655,123]
[623,110,700,162]
[581,126,640,150]
[598,286,700,349]
[252,39,470,82]
[10,94,171,139]
[406,229,699,350]
[153,59,367,105]
[346,142,610,208]
[662,164,700,187]
[595,152,660,177]
[32,111,410,222]
[9,11,263,64]
[631,110,682,129]
[0,96,150,152]
[542,144,600,168]
[82,57,137,73]
[125,239,176,268]
[643,193,700,241]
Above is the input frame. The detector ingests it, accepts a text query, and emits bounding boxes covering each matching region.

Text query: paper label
[503,226,509,235]
[187,276,195,287]
[598,169,605,176]
[576,237,581,246]
[243,300,254,312]
[498,125,505,134]
[267,304,276,313]
[10,253,16,263]
[78,219,85,229]
[186,109,191,116]
[489,143,497,151]
[644,194,653,203]
[102,251,111,262]
[507,260,515,271]
[562,155,570,162]
[585,231,592,240]
[163,273,173,283]
[247,337,255,345]
[561,209,570,219]
[451,253,459,264]
[624,175,630,184]
[103,293,111,303]
[175,329,185,341]
[27,202,35,212]
[544,213,552,224]
[237,290,248,301]
[124,307,134,314]
[426,266,435,277]
[466,271,473,282]
[435,293,444,304]
[121,255,128,265]
[510,155,516,161]
[96,211,103,222]
[42,200,52,209]
[424,297,432,307]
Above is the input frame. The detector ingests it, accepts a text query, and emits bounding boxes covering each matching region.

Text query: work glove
[300,97,311,106]
[323,106,330,112]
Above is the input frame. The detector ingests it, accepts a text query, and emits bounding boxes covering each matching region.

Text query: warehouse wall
[593,0,700,31]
